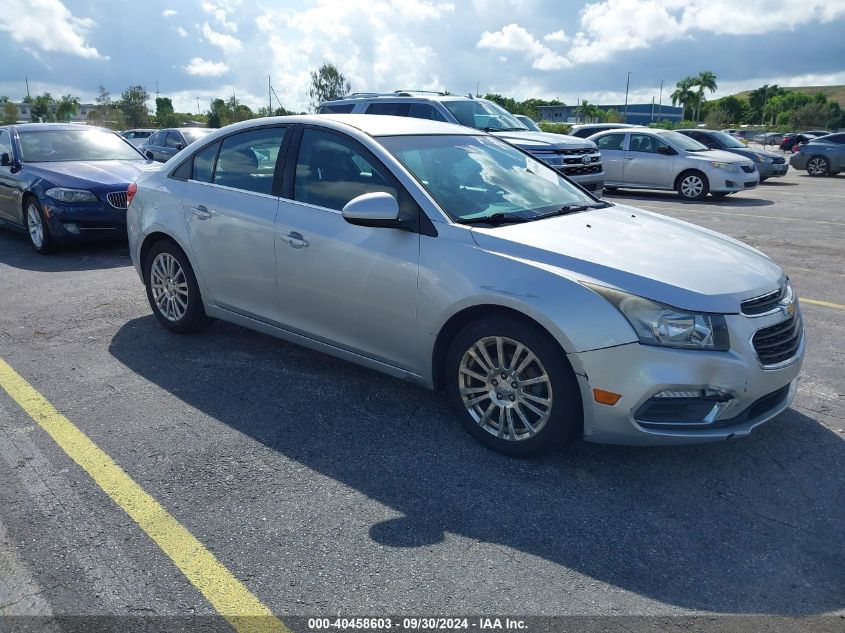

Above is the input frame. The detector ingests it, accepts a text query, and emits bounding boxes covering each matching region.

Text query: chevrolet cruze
[127,115,804,456]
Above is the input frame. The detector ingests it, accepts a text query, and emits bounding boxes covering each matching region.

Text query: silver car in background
[127,115,803,456]
[590,128,760,200]
[789,132,845,176]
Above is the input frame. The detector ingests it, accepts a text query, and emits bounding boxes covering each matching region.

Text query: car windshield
[182,129,213,143]
[658,130,708,152]
[710,131,745,148]
[378,134,598,223]
[18,129,143,162]
[441,100,527,132]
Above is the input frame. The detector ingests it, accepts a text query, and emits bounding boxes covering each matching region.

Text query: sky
[1,0,845,115]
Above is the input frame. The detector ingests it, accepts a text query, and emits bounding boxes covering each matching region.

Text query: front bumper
[789,154,808,169]
[570,308,804,445]
[565,170,605,197]
[710,170,759,193]
[758,162,789,178]
[41,196,128,241]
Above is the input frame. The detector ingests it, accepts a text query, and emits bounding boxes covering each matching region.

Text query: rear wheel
[676,171,709,201]
[445,316,582,457]
[807,156,829,177]
[25,198,56,254]
[144,240,211,334]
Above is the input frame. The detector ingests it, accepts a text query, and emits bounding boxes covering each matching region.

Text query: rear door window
[365,102,411,117]
[596,134,625,151]
[407,103,447,121]
[320,103,355,113]
[191,142,221,183]
[166,132,183,149]
[212,127,287,195]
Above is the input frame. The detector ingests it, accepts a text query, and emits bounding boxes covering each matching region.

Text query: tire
[676,171,709,201]
[24,197,57,254]
[444,316,582,457]
[143,239,211,334]
[806,156,830,177]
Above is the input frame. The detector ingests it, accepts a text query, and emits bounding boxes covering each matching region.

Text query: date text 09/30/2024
[307,617,528,630]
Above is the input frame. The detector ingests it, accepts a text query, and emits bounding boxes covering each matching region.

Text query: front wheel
[806,156,830,177]
[25,198,56,254]
[676,171,709,201]
[144,240,211,334]
[445,316,582,457]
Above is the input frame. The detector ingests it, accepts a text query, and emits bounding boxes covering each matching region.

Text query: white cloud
[544,29,568,43]
[174,26,188,37]
[201,22,243,52]
[162,9,177,17]
[201,1,239,32]
[567,0,845,63]
[477,23,571,70]
[183,57,230,76]
[0,0,107,60]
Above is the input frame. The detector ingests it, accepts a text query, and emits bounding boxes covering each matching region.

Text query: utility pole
[25,77,31,100]
[155,81,159,99]
[623,71,631,123]
[760,86,768,126]
[196,97,200,115]
[269,75,272,114]
[650,96,655,122]
[657,79,663,121]
[476,82,480,98]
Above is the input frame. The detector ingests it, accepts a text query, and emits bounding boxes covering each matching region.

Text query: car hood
[684,149,752,164]
[27,160,155,189]
[491,130,596,151]
[721,147,780,161]
[470,204,782,313]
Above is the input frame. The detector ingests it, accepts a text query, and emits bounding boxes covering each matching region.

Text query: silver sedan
[590,128,759,200]
[127,115,804,456]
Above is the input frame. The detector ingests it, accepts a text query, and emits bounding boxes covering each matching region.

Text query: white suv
[320,92,604,196]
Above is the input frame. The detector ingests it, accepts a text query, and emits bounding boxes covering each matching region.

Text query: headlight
[584,284,730,351]
[45,187,98,203]
[709,161,739,172]
[752,154,773,164]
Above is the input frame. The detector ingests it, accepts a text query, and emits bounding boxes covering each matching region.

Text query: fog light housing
[635,388,734,428]
[64,223,80,235]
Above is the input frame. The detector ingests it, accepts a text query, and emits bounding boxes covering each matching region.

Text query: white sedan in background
[589,128,759,200]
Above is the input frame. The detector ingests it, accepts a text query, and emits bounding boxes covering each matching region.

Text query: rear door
[273,126,421,369]
[593,133,626,183]
[623,133,674,187]
[182,126,289,322]
[0,129,18,222]
[161,131,184,162]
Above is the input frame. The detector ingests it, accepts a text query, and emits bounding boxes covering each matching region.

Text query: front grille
[772,156,786,164]
[752,315,803,366]
[107,191,128,209]
[741,165,755,173]
[741,287,784,315]
[553,148,591,156]
[561,164,603,176]
[744,181,756,188]
[580,183,599,192]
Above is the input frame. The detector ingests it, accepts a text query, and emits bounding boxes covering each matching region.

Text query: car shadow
[0,230,130,272]
[760,180,798,186]
[108,316,845,615]
[605,190,775,207]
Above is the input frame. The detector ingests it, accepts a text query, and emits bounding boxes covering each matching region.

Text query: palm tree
[574,100,603,123]
[693,71,718,122]
[671,77,696,121]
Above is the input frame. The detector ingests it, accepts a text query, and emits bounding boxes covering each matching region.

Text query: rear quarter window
[320,103,355,114]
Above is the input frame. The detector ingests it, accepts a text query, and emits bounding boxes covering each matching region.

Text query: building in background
[538,103,684,126]
[6,102,98,124]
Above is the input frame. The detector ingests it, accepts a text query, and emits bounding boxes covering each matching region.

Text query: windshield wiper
[457,212,532,226]
[532,201,612,220]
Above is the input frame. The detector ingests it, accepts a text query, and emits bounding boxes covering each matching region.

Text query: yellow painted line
[800,298,845,310]
[0,357,288,633]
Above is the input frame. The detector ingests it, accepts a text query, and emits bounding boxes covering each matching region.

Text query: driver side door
[623,133,674,187]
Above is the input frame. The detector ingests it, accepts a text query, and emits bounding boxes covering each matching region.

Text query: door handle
[283,231,309,249]
[191,205,212,220]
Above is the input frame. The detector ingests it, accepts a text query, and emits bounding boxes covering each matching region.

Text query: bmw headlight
[585,284,730,351]
[752,153,773,164]
[45,187,98,203]
[709,161,740,172]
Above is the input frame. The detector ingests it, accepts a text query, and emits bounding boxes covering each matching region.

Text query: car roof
[8,123,107,132]
[217,114,474,137]
[572,123,637,128]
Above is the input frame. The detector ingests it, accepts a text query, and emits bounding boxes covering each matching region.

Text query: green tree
[692,70,717,122]
[308,62,351,112]
[670,77,696,121]
[2,101,17,125]
[574,100,603,123]
[604,108,623,123]
[118,85,150,127]
[29,93,55,122]
[704,107,731,129]
[0,96,9,103]
[207,98,231,128]
[155,97,178,127]
[55,94,80,122]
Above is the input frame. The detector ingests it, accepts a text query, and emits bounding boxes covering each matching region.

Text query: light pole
[623,71,631,123]
[657,79,663,121]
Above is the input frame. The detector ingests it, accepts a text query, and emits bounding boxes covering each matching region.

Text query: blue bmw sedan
[0,123,153,253]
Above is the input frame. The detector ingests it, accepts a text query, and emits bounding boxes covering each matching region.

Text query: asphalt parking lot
[1,158,843,629]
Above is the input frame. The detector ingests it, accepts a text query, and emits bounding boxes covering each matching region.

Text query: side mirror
[341,192,400,228]
[175,143,184,151]
[657,145,674,155]
[0,152,11,167]
[707,143,717,149]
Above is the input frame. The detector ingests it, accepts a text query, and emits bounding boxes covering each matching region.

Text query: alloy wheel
[150,252,189,322]
[808,157,828,176]
[458,336,553,441]
[27,204,44,248]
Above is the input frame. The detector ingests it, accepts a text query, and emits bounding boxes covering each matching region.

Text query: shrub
[538,121,571,134]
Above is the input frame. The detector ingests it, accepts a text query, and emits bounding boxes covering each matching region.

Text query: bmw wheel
[144,240,211,334]
[25,198,56,254]
[445,316,582,457]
